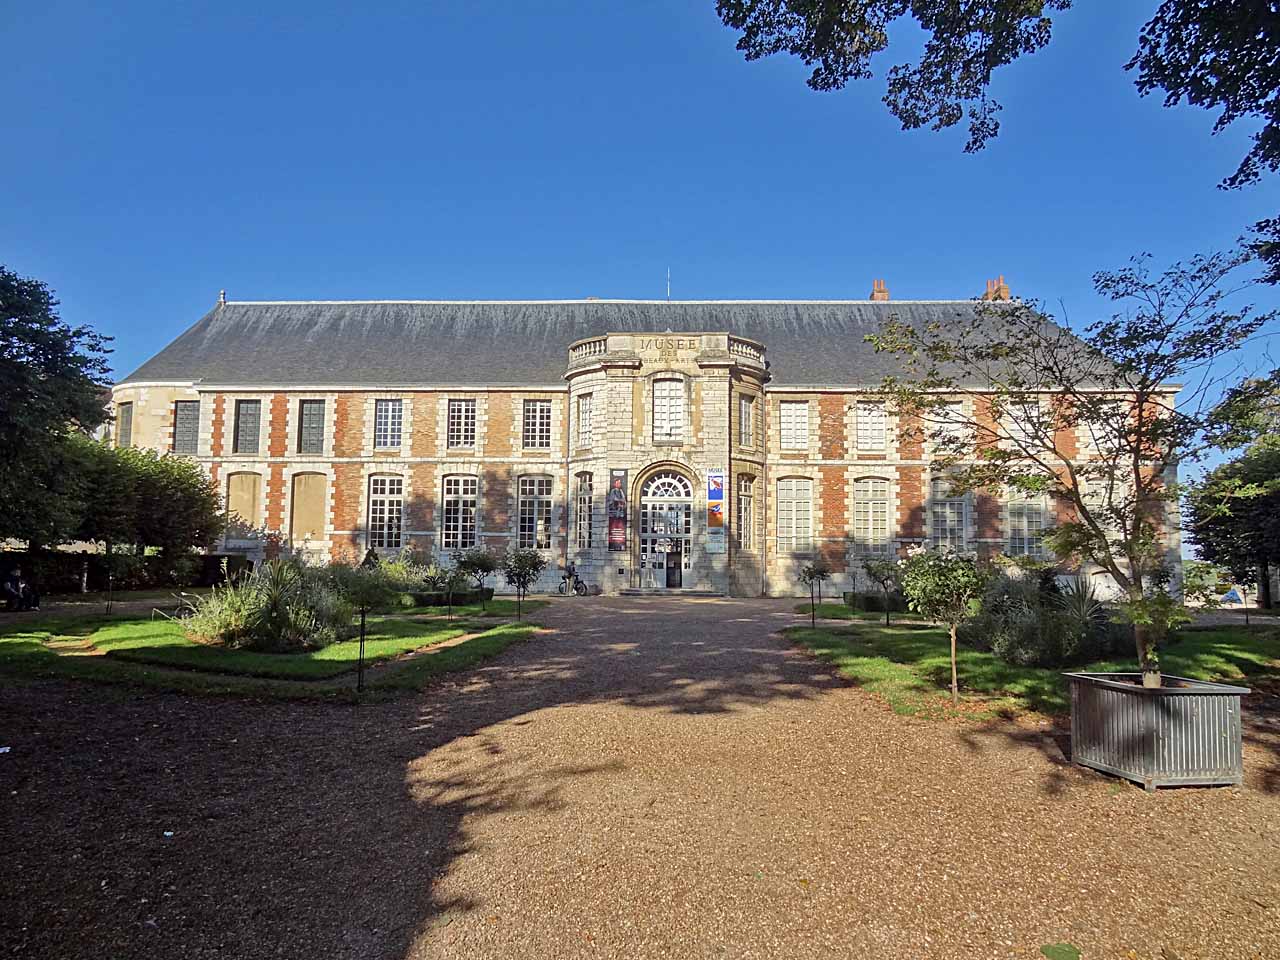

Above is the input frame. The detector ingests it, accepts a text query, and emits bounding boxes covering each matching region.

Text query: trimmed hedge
[843,590,909,613]
[0,551,251,594]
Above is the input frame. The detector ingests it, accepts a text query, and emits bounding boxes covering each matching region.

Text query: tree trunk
[1134,622,1161,688]
[884,588,890,627]
[357,608,367,693]
[949,624,959,705]
[1260,561,1273,610]
[810,583,816,628]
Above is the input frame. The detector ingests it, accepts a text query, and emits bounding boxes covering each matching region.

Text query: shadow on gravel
[1,597,841,960]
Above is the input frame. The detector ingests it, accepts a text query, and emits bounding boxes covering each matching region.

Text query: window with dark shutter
[172,401,200,455]
[116,402,133,448]
[298,400,325,454]
[233,400,261,455]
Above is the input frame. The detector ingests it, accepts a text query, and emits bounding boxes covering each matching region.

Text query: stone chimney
[218,289,227,306]
[982,276,1011,301]
[869,278,890,301]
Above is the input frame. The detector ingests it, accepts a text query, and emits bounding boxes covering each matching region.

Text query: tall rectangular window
[577,394,593,448]
[779,401,809,450]
[856,401,887,452]
[930,478,967,550]
[519,475,553,549]
[443,475,478,548]
[233,399,261,455]
[373,399,403,449]
[739,395,755,448]
[575,473,593,549]
[297,399,325,454]
[116,402,133,448]
[447,399,476,448]
[523,399,552,449]
[934,400,969,452]
[1008,496,1047,557]
[736,475,755,550]
[652,380,685,442]
[172,400,200,455]
[776,477,813,552]
[367,476,403,550]
[1007,399,1042,448]
[853,477,891,555]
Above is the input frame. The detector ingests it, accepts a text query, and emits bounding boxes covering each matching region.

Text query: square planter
[1064,672,1250,791]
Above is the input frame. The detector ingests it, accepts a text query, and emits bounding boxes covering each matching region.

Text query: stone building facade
[112,294,1180,596]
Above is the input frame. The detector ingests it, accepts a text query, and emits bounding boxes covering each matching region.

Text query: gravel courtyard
[3,597,1278,959]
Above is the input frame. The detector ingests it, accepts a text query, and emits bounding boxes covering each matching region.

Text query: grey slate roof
[120,299,1027,388]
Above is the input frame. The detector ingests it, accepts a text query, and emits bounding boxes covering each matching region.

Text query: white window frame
[367,475,404,551]
[776,477,813,553]
[739,394,755,448]
[779,401,809,451]
[577,394,593,449]
[652,379,685,443]
[373,399,403,449]
[1008,494,1048,557]
[447,399,476,449]
[518,475,554,549]
[934,400,970,453]
[442,475,478,549]
[736,474,754,550]
[575,473,593,549]
[523,399,552,450]
[930,478,967,551]
[1006,399,1043,449]
[856,401,887,452]
[853,477,892,555]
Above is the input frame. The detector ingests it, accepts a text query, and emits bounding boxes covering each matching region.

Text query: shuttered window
[776,477,813,553]
[233,400,260,455]
[116,402,133,448]
[298,400,325,454]
[171,401,199,455]
[779,401,808,450]
[739,395,755,448]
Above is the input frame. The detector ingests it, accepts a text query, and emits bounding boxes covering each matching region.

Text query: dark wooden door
[666,541,682,588]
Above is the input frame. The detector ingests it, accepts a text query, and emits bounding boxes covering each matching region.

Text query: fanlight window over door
[639,471,693,577]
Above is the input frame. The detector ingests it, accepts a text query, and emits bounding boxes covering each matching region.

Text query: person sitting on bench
[2,566,39,612]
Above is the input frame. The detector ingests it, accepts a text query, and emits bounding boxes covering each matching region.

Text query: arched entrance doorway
[638,469,694,589]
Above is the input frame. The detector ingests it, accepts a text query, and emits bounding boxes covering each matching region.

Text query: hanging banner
[607,469,628,551]
[706,467,726,554]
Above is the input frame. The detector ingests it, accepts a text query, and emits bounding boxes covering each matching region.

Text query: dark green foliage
[960,574,1131,667]
[1186,438,1280,606]
[502,548,549,619]
[844,590,907,614]
[0,266,112,545]
[716,1,1068,152]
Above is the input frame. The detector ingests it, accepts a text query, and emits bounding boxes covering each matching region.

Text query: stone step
[617,589,725,598]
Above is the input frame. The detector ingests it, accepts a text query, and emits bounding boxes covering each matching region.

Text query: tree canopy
[716,1,1280,275]
[0,265,112,543]
[868,246,1277,685]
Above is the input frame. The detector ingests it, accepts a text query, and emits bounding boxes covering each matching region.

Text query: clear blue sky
[4,1,1276,385]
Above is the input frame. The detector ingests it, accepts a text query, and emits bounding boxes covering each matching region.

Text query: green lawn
[91,618,469,679]
[396,598,548,618]
[786,620,1280,718]
[0,614,537,699]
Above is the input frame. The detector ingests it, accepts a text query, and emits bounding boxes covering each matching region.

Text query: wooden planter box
[1064,672,1250,791]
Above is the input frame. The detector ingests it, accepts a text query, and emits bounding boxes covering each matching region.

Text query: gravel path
[2,597,1278,960]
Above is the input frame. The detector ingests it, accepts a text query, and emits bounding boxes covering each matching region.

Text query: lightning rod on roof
[666,267,670,302]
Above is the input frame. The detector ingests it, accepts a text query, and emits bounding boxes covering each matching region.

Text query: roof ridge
[221,298,982,306]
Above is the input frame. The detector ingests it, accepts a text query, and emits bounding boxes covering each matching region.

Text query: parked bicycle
[558,563,590,596]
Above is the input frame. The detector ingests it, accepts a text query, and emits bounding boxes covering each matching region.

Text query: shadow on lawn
[0,597,843,960]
